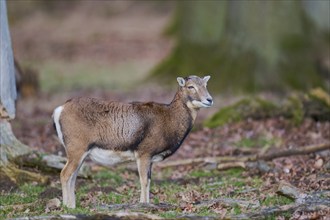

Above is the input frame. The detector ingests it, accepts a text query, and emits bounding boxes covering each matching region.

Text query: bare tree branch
[156,142,330,169]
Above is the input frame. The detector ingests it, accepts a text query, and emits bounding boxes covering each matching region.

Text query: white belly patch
[89,148,135,166]
[151,150,172,162]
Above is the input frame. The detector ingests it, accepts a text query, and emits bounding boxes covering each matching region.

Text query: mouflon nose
[207,98,213,105]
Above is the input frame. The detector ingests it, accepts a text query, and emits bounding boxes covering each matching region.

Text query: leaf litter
[7,93,330,219]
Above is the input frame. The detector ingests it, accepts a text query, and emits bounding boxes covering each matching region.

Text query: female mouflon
[53,75,213,208]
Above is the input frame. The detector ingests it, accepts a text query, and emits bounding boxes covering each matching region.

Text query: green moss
[204,99,249,128]
[204,98,279,128]
[287,95,305,125]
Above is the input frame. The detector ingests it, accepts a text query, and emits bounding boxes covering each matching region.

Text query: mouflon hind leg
[60,149,88,208]
[136,154,152,203]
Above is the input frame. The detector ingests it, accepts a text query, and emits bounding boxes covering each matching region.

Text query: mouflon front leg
[136,155,152,203]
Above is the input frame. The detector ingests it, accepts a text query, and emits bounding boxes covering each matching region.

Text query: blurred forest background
[7,0,330,95]
[1,0,330,219]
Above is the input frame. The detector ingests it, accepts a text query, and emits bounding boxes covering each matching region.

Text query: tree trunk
[1,0,17,119]
[0,120,48,184]
[0,0,48,184]
[151,0,329,93]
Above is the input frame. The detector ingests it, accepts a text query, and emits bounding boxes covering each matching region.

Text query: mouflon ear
[203,75,211,83]
[177,77,186,87]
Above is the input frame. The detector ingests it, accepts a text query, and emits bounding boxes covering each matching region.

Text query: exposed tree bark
[0,0,61,184]
[0,120,49,184]
[0,0,17,119]
[151,1,329,92]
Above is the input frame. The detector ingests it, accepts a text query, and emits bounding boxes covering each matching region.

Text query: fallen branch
[258,142,330,161]
[194,198,260,209]
[232,183,330,219]
[233,203,300,219]
[156,156,247,168]
[156,142,330,169]
[100,202,177,212]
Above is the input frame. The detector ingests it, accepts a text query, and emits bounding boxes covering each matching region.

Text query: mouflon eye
[188,86,195,90]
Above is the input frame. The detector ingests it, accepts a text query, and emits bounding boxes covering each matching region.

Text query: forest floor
[1,2,329,219]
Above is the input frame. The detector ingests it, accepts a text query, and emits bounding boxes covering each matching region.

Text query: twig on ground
[156,142,330,170]
[258,142,330,161]
[194,198,260,209]
[100,202,177,212]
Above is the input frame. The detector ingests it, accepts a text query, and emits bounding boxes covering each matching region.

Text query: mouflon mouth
[201,102,213,107]
[192,100,213,108]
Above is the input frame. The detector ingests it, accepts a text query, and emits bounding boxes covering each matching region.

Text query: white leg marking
[66,152,89,208]
[146,178,150,203]
[62,182,68,206]
[53,106,65,146]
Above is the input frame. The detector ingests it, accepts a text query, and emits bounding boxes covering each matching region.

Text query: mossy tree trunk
[152,0,329,93]
[0,0,48,184]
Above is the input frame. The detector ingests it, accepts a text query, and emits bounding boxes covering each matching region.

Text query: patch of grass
[231,180,246,188]
[0,164,293,219]
[197,206,215,216]
[0,183,47,219]
[232,204,242,214]
[223,168,244,178]
[94,169,123,186]
[235,136,280,148]
[249,177,264,188]
[189,169,213,178]
[61,207,93,215]
[0,184,45,206]
[262,195,293,206]
[99,192,124,204]
[159,211,180,218]
[157,182,184,204]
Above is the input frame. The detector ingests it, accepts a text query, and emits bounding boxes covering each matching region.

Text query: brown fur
[54,75,212,208]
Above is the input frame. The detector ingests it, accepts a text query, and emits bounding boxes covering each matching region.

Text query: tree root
[0,162,48,185]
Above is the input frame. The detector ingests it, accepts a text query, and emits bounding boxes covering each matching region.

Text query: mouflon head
[177,75,213,109]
